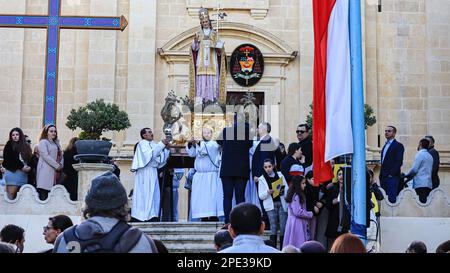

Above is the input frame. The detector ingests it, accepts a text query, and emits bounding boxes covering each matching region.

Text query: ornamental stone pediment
[158,22,298,66]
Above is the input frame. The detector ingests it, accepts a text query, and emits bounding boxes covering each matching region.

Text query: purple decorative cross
[0,0,128,125]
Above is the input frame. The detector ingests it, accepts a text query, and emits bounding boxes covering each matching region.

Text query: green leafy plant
[305,103,377,130]
[364,104,377,129]
[306,103,313,131]
[66,99,131,140]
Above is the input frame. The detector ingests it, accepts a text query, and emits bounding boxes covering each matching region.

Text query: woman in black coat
[305,171,325,240]
[325,168,350,248]
[2,128,32,200]
[62,137,78,201]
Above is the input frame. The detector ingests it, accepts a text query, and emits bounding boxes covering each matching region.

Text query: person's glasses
[296,130,306,134]
[43,226,53,232]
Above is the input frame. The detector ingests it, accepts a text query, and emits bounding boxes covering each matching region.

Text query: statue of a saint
[189,8,227,104]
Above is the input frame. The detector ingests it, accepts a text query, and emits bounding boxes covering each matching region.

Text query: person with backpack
[53,172,158,253]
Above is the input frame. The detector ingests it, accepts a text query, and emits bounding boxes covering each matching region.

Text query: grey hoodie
[53,216,157,253]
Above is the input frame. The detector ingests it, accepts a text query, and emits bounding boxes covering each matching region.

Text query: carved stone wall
[0,185,79,215]
[378,187,450,253]
[380,188,450,217]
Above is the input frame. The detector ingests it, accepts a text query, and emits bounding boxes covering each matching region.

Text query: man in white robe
[246,138,262,209]
[186,128,224,220]
[131,128,170,221]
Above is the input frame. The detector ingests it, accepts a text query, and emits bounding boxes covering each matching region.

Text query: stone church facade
[0,0,449,213]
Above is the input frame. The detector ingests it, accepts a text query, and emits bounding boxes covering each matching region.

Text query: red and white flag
[312,0,353,184]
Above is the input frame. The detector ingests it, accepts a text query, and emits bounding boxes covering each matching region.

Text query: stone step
[139,228,220,235]
[132,222,275,253]
[149,234,214,242]
[161,243,217,253]
[131,222,225,228]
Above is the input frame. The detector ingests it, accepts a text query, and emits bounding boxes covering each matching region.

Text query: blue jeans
[267,201,287,236]
[172,169,184,222]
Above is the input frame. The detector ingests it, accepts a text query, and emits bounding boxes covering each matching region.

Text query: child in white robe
[186,128,224,221]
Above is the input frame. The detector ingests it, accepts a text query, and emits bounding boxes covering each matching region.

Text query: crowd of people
[0,117,444,253]
[0,125,121,201]
[128,118,442,251]
[0,125,78,201]
[1,199,449,253]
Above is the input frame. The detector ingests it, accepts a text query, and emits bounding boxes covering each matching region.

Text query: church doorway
[226,91,265,106]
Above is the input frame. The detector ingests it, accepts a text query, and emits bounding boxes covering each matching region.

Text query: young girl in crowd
[36,124,63,201]
[2,128,32,200]
[258,159,288,249]
[283,175,313,249]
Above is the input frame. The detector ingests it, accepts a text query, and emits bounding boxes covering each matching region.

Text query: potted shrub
[66,99,131,162]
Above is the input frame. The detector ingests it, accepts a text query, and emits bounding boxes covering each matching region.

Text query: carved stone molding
[380,188,450,217]
[186,0,269,19]
[0,185,79,215]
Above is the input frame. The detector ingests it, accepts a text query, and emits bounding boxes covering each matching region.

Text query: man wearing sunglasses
[379,125,404,203]
[296,124,313,168]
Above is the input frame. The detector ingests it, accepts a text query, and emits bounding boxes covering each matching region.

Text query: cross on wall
[0,0,128,126]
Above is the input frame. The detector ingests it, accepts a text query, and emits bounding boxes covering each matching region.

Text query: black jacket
[325,184,350,239]
[63,146,79,201]
[298,137,313,167]
[428,147,440,189]
[2,141,25,172]
[63,147,78,178]
[217,123,253,179]
[251,135,282,178]
[370,183,384,201]
[305,183,322,216]
[379,139,404,179]
[280,156,303,184]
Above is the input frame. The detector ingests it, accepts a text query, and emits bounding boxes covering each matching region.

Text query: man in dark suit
[425,135,440,189]
[252,122,283,181]
[379,125,405,203]
[251,122,282,230]
[217,114,253,223]
[297,123,313,168]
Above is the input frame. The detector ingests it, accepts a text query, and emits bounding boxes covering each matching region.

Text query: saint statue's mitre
[198,7,210,21]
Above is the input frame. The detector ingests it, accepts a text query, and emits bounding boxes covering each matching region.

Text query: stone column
[124,0,157,145]
[73,163,114,204]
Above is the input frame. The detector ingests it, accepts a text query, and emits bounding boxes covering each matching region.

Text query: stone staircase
[132,222,272,253]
